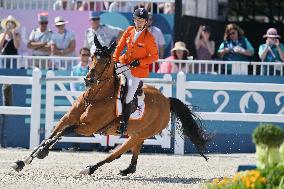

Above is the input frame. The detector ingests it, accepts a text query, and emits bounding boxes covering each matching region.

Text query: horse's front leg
[79,137,144,175]
[11,96,85,172]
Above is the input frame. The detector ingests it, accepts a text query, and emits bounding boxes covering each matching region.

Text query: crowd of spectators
[0,5,284,75]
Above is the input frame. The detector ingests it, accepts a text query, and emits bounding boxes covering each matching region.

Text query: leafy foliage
[252,124,284,147]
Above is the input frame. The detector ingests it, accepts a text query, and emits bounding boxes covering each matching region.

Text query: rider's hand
[129,60,140,68]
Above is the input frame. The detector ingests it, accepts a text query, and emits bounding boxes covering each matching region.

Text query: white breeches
[116,63,141,103]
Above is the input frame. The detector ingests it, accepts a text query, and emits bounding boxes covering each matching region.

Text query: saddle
[118,74,143,113]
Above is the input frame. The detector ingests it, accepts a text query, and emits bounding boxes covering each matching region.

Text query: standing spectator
[158,41,190,74]
[53,0,70,10]
[50,16,75,57]
[195,25,215,60]
[147,13,165,72]
[84,12,123,55]
[194,25,215,73]
[218,23,254,74]
[109,1,137,12]
[147,13,165,58]
[0,15,21,68]
[27,12,52,56]
[70,47,90,91]
[259,28,284,75]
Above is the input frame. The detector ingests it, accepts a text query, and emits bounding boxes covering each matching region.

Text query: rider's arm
[113,26,133,63]
[138,34,159,66]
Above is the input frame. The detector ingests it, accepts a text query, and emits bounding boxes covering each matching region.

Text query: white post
[45,71,55,139]
[175,72,186,155]
[29,68,42,149]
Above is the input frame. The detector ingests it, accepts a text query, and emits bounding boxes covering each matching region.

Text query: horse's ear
[108,41,117,54]
[94,34,103,50]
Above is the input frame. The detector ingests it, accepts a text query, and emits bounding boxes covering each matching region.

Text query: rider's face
[134,18,147,31]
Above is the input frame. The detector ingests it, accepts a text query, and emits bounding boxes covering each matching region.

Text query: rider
[113,8,159,134]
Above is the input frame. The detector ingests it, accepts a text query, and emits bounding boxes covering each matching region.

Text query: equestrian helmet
[133,8,149,20]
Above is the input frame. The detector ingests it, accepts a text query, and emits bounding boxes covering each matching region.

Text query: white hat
[54,16,68,26]
[171,41,189,54]
[1,15,20,30]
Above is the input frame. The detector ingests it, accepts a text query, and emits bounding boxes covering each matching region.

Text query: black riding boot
[118,102,132,135]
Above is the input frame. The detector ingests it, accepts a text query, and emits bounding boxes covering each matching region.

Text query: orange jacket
[113,26,159,78]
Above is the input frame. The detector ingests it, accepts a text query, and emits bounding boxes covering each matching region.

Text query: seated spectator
[147,13,165,72]
[218,23,254,74]
[0,15,21,68]
[70,47,90,91]
[259,28,284,75]
[158,41,190,74]
[27,12,52,56]
[109,1,137,12]
[195,25,215,73]
[50,16,75,57]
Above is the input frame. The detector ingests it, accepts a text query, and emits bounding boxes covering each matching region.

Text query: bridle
[83,49,117,110]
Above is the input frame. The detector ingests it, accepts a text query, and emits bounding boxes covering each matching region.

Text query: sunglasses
[229,31,237,36]
[81,54,90,56]
[91,18,100,21]
[40,22,48,25]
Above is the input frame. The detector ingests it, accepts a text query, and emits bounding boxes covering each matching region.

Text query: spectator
[218,23,254,74]
[147,13,165,72]
[73,0,88,11]
[109,1,137,12]
[53,0,70,10]
[50,16,75,57]
[0,15,21,68]
[70,47,90,91]
[27,12,52,56]
[259,28,284,75]
[195,25,215,60]
[84,12,123,55]
[161,3,175,14]
[194,25,215,73]
[158,41,190,74]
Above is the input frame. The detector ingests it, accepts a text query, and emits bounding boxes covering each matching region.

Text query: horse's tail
[169,97,212,160]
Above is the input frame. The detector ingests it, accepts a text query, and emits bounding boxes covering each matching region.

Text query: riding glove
[129,60,140,68]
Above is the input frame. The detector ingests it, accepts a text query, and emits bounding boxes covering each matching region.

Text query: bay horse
[12,36,212,176]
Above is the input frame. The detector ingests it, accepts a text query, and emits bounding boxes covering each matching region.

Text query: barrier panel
[175,72,284,154]
[0,68,41,148]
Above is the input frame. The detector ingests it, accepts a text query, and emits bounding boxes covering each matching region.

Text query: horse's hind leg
[79,137,144,175]
[120,140,144,176]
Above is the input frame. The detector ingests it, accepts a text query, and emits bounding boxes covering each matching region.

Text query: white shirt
[29,28,52,56]
[108,2,138,12]
[50,29,75,57]
[84,25,122,55]
[148,26,165,47]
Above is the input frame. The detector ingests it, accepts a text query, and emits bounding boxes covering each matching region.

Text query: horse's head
[84,35,116,87]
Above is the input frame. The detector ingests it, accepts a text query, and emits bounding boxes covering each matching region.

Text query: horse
[12,35,212,176]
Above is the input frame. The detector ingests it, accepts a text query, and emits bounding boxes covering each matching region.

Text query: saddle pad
[116,85,146,120]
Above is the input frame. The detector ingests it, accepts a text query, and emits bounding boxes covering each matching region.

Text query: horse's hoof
[11,160,25,172]
[37,147,49,159]
[78,167,91,175]
[120,166,136,176]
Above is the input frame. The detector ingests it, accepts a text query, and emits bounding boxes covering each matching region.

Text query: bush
[252,123,284,147]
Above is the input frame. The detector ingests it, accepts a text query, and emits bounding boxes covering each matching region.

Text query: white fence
[0,68,41,149]
[45,71,173,149]
[175,72,284,154]
[0,0,174,13]
[1,55,283,76]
